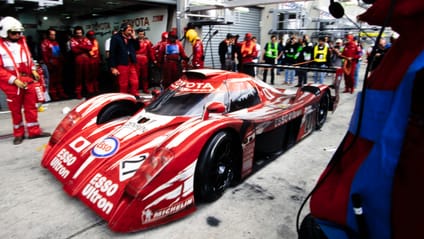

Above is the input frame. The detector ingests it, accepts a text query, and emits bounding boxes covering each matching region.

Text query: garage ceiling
[1,0,175,20]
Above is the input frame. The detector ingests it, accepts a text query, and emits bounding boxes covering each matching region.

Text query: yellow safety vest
[314,45,328,63]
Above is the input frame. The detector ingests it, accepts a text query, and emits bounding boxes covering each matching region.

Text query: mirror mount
[202,101,226,120]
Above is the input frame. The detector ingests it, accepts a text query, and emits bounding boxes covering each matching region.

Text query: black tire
[316,91,329,129]
[194,131,239,203]
[96,101,139,124]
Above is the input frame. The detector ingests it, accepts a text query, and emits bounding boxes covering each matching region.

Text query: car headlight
[125,147,174,198]
[49,110,82,145]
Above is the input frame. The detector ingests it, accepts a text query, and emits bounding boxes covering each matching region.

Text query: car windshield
[145,85,228,116]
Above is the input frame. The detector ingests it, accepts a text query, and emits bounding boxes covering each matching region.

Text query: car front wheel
[194,131,237,203]
[316,91,329,129]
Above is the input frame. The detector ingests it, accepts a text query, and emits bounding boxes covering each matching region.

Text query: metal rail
[248,63,339,73]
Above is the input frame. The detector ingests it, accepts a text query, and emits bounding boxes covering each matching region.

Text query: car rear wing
[251,63,341,111]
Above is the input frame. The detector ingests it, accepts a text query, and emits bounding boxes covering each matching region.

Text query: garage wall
[0,7,262,112]
[200,7,262,69]
[74,8,169,56]
[0,8,171,111]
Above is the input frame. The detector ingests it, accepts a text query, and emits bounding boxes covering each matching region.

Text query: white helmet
[0,16,24,38]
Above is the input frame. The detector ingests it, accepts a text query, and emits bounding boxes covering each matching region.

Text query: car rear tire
[316,91,329,129]
[194,131,238,203]
[96,101,139,124]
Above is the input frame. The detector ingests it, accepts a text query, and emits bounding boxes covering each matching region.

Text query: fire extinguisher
[34,62,46,103]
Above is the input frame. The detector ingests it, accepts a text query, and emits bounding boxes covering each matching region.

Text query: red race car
[41,69,338,232]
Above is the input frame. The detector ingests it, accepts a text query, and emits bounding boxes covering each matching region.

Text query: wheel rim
[318,93,329,126]
[209,137,234,195]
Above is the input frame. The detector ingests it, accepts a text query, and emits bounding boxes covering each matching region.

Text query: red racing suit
[305,1,424,239]
[239,40,258,76]
[341,40,360,93]
[109,33,140,96]
[160,40,188,89]
[136,38,155,92]
[0,37,45,138]
[152,40,167,67]
[191,38,204,69]
[87,38,100,95]
[151,39,167,87]
[40,38,66,100]
[70,36,93,98]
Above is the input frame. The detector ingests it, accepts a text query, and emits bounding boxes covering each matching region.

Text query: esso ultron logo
[92,137,119,158]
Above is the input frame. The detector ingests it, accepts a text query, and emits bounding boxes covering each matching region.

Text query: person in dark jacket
[218,33,236,71]
[367,37,388,72]
[109,23,140,96]
[283,35,301,85]
[295,35,313,87]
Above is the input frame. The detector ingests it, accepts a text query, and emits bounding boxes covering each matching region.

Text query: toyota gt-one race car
[41,69,338,232]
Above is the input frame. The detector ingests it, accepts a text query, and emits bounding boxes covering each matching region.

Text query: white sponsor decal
[262,88,275,100]
[119,154,148,182]
[184,82,214,90]
[140,162,196,224]
[81,173,118,215]
[69,136,91,153]
[166,120,211,148]
[143,161,196,201]
[77,94,129,118]
[123,121,146,131]
[274,109,303,128]
[120,113,175,141]
[72,135,167,180]
[142,197,193,224]
[91,137,119,157]
[50,148,77,179]
[88,118,125,136]
[173,81,215,92]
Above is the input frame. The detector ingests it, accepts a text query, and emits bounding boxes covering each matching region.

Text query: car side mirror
[202,101,226,120]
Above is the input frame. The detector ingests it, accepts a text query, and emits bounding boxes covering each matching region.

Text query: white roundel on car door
[92,137,120,157]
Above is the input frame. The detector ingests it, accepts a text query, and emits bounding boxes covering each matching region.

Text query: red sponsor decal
[152,15,164,22]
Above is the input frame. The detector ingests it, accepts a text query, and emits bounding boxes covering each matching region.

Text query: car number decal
[119,154,148,181]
